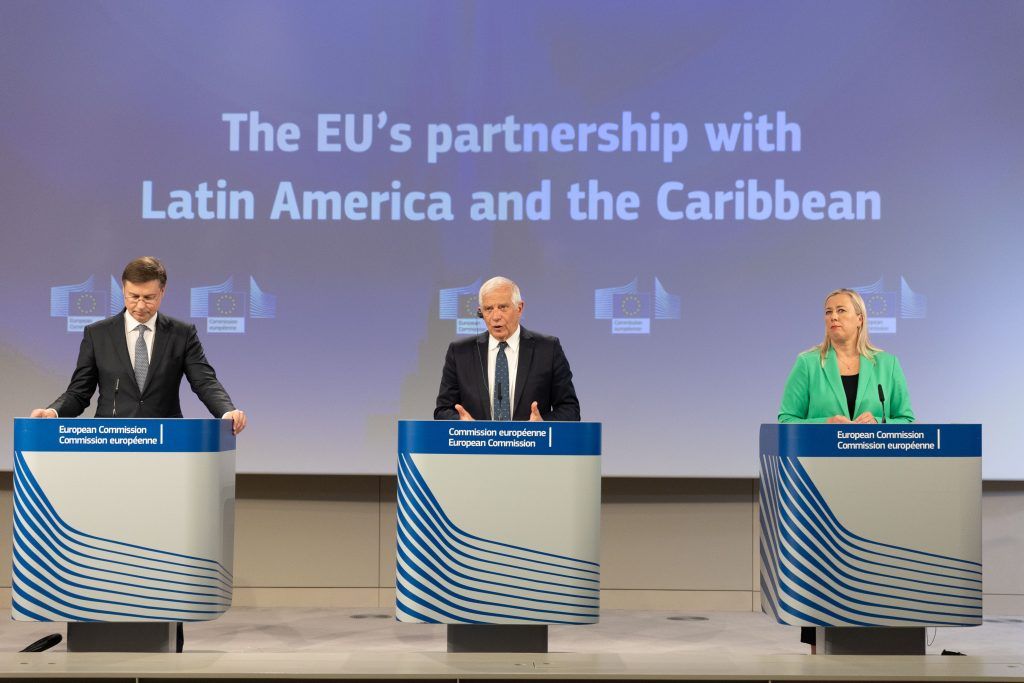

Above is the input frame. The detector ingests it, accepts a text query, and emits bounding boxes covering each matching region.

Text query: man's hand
[826,414,852,424]
[529,401,543,421]
[454,404,474,421]
[853,411,878,424]
[224,409,247,435]
[29,408,57,418]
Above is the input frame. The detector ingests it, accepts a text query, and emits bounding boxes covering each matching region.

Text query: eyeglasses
[126,293,161,303]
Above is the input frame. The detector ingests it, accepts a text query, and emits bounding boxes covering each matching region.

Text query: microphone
[476,308,484,319]
[877,384,886,424]
[113,378,120,417]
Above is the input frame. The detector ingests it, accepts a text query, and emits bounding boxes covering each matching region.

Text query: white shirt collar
[489,325,521,352]
[125,310,157,332]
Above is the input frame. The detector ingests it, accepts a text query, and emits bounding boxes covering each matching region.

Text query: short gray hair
[479,276,522,306]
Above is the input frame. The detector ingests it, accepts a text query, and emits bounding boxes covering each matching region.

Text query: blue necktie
[494,341,511,420]
[134,324,149,391]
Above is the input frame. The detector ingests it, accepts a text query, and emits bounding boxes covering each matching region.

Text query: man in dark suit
[30,256,245,651]
[32,256,246,432]
[435,277,579,421]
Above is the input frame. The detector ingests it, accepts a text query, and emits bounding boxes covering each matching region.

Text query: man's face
[123,279,164,324]
[480,285,523,341]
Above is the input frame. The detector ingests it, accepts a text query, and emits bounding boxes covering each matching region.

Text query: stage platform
[2,608,1023,681]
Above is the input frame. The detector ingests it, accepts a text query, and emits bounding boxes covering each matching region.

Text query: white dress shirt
[487,325,520,419]
[125,310,156,368]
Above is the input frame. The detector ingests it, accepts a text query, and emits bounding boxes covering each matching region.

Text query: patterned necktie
[134,324,149,391]
[494,341,511,421]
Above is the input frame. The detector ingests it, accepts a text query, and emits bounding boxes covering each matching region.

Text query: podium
[759,423,982,654]
[395,420,601,652]
[11,418,235,652]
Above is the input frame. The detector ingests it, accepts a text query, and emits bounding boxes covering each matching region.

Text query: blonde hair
[816,288,882,366]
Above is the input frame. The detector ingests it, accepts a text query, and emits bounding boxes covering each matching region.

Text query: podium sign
[396,420,601,625]
[759,423,982,628]
[11,418,235,623]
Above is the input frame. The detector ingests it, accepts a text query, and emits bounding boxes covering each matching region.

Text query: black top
[841,374,858,419]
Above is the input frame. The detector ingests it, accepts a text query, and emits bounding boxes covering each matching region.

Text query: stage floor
[1,608,1023,680]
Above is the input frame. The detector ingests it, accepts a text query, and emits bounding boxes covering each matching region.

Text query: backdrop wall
[2,1,1020,476]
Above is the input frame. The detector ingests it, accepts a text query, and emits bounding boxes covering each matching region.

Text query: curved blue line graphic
[397,488,597,593]
[759,452,981,627]
[782,455,980,571]
[12,452,233,622]
[15,528,231,602]
[15,452,232,579]
[399,452,599,569]
[395,451,599,624]
[397,539,595,607]
[397,470,598,585]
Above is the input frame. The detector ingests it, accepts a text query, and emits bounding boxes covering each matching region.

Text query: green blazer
[778,347,914,423]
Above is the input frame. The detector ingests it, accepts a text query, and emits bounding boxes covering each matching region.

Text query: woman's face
[824,293,862,345]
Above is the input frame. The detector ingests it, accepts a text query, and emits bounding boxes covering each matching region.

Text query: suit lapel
[144,314,171,394]
[513,327,534,418]
[476,333,492,419]
[854,354,876,417]
[823,347,847,413]
[108,312,135,379]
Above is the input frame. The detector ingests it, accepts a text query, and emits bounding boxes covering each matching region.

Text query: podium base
[817,626,925,655]
[446,624,548,653]
[67,622,178,652]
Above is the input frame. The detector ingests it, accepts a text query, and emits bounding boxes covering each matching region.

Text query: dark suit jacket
[49,311,235,419]
[434,326,580,421]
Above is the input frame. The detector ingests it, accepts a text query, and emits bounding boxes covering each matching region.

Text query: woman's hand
[826,415,853,424]
[853,411,878,424]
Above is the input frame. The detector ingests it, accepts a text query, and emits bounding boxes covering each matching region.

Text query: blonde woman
[779,288,914,425]
[777,288,914,651]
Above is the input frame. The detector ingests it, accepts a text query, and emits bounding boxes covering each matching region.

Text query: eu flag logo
[210,292,246,318]
[863,292,896,318]
[69,291,104,316]
[456,292,486,335]
[613,293,652,318]
[459,293,479,319]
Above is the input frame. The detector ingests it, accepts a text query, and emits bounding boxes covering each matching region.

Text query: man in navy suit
[32,256,246,433]
[434,276,580,422]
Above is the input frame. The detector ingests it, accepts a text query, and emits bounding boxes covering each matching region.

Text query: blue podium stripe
[759,450,981,627]
[14,454,231,589]
[15,451,233,578]
[399,453,599,572]
[762,423,981,458]
[397,497,597,591]
[395,446,599,624]
[14,418,235,453]
[399,420,600,456]
[11,451,233,622]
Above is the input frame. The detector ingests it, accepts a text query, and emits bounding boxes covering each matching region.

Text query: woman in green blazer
[779,288,914,424]
[778,288,914,651]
